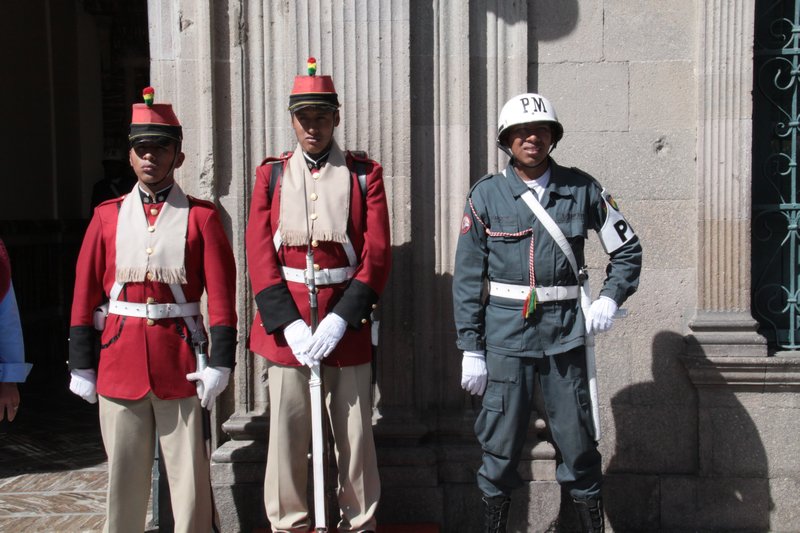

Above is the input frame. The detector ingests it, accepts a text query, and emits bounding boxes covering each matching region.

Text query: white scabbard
[580,281,602,441]
[309,363,327,531]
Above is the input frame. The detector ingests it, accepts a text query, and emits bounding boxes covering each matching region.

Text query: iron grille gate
[753,0,800,351]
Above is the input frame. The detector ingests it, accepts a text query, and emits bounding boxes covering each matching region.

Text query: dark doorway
[0,0,149,468]
[0,0,149,389]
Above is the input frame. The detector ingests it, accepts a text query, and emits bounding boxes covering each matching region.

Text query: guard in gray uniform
[453,93,642,533]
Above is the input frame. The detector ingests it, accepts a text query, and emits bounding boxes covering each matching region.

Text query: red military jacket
[69,190,238,400]
[246,150,391,366]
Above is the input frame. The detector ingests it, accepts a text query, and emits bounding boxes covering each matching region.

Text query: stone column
[148,0,252,433]
[470,0,529,175]
[147,0,248,526]
[680,5,800,527]
[410,0,471,411]
[687,0,767,358]
[402,0,473,523]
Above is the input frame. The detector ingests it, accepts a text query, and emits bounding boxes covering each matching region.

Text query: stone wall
[146,0,800,531]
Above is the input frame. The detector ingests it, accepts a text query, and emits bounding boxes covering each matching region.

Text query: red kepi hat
[128,87,183,147]
[288,57,340,112]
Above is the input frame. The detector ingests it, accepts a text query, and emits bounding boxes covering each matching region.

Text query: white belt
[108,300,201,320]
[282,266,356,286]
[489,282,579,302]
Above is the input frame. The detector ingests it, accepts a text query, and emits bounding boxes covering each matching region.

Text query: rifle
[168,282,212,459]
[306,245,329,532]
[192,331,212,459]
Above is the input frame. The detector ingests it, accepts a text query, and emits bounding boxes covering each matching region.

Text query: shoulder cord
[468,198,537,316]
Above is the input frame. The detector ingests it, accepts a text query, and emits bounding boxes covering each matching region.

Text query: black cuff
[68,326,97,370]
[255,284,302,334]
[210,325,237,368]
[332,279,379,329]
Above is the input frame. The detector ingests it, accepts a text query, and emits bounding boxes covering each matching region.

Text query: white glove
[69,369,98,404]
[586,296,618,335]
[306,313,347,364]
[186,366,231,409]
[283,319,314,366]
[461,351,488,396]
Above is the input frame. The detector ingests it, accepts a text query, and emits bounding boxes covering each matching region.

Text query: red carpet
[378,525,440,533]
[254,525,440,533]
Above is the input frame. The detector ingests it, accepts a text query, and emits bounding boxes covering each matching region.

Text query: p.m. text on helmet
[520,95,547,115]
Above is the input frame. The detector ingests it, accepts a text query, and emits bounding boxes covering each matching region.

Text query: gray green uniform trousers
[475,347,602,501]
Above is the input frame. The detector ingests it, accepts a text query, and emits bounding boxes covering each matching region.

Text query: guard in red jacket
[246,58,391,532]
[68,88,237,533]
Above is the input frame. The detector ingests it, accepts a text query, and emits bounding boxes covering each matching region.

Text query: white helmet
[496,93,563,152]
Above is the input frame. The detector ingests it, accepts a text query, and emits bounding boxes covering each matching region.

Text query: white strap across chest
[517,187,580,280]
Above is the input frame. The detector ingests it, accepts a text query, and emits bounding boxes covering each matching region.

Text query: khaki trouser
[99,393,216,533]
[264,362,379,533]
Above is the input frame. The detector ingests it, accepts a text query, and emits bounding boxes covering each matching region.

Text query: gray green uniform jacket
[453,160,642,357]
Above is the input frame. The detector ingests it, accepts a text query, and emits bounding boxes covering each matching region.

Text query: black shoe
[482,495,511,533]
[573,497,604,533]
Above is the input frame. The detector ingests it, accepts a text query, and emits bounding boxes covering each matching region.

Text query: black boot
[482,495,511,533]
[573,497,604,533]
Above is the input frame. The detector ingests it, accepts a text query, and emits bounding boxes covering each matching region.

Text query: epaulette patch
[570,166,592,177]
[187,195,216,208]
[259,151,292,167]
[349,150,369,160]
[97,195,125,208]
[570,166,602,188]
[467,173,496,197]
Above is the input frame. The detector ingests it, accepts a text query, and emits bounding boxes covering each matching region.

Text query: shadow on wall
[527,0,580,92]
[467,0,580,179]
[604,330,771,532]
